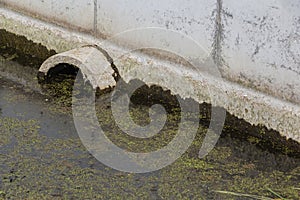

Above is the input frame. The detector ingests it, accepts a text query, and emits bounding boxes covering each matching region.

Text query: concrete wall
[0,0,95,31]
[1,0,299,105]
[222,0,300,104]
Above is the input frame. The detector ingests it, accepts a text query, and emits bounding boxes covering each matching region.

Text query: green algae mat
[0,31,299,199]
[0,76,299,200]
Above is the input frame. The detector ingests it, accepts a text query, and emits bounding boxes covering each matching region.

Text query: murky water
[0,52,299,199]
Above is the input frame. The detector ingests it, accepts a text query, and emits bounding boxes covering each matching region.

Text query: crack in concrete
[85,44,121,82]
[93,0,98,35]
[211,0,225,70]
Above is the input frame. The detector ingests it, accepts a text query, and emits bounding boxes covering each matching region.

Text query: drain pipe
[38,45,117,90]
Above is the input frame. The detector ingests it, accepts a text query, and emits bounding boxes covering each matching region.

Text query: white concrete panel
[2,0,94,31]
[96,0,216,63]
[222,0,300,104]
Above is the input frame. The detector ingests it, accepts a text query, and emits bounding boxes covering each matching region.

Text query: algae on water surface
[0,75,299,199]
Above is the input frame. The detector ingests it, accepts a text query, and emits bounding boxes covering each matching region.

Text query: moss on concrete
[0,29,56,69]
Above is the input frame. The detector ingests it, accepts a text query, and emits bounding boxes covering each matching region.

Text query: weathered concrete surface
[96,0,215,54]
[2,0,298,105]
[0,7,86,52]
[0,0,94,31]
[221,0,300,105]
[0,4,299,142]
[95,0,299,106]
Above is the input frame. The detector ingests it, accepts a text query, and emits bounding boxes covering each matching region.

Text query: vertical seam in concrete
[94,0,98,35]
[211,0,224,68]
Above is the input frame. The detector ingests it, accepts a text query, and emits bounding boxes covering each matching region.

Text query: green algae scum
[0,30,300,199]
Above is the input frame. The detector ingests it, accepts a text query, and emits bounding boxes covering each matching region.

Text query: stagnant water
[0,52,300,199]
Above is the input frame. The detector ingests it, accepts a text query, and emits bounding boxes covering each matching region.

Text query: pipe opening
[39,63,81,107]
[46,63,79,78]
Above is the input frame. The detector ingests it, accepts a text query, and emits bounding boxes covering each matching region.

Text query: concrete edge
[115,54,300,142]
[1,7,299,142]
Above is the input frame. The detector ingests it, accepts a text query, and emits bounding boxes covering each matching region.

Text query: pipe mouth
[38,45,116,90]
[38,63,79,84]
